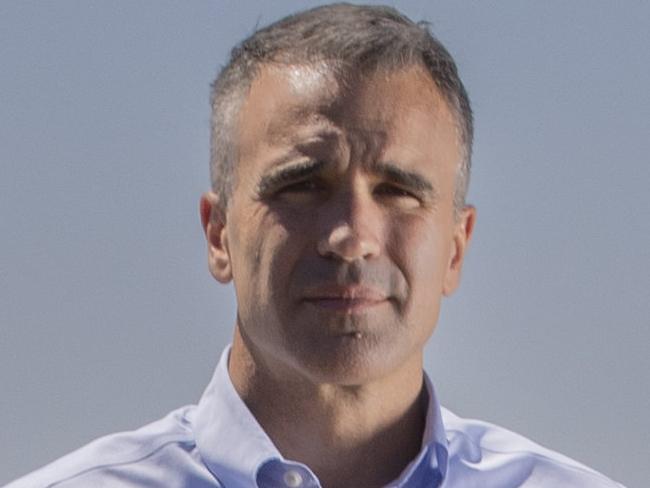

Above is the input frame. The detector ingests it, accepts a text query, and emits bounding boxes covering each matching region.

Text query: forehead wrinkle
[337,125,387,170]
[265,109,341,145]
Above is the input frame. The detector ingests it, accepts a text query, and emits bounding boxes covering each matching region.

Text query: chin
[291,333,411,386]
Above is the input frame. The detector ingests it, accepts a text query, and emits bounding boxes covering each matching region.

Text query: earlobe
[200,192,233,283]
[442,205,476,296]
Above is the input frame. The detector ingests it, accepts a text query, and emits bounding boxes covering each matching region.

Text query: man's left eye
[373,183,422,210]
[374,184,417,199]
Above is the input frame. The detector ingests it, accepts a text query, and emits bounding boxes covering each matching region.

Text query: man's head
[209,3,473,214]
[201,4,475,385]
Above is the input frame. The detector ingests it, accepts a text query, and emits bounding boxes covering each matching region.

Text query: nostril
[317,224,380,261]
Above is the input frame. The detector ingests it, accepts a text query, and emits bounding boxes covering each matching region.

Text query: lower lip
[304,298,387,312]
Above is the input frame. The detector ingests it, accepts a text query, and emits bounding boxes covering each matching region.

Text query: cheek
[388,216,453,299]
[227,207,275,304]
[238,213,299,303]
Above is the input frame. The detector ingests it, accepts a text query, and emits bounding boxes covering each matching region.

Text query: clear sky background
[1,1,648,486]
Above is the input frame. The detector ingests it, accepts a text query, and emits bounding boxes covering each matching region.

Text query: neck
[228,325,428,488]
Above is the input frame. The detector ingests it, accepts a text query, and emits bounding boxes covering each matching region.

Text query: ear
[200,192,233,283]
[442,205,476,296]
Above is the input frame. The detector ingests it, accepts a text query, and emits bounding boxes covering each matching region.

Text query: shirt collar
[193,345,449,487]
[193,346,283,487]
[390,372,449,487]
[426,371,450,480]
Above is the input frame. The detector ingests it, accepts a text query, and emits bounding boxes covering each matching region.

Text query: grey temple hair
[210,3,473,213]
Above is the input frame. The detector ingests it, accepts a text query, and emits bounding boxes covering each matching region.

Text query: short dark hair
[210,3,473,212]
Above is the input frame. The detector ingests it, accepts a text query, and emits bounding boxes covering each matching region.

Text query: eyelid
[256,159,326,198]
[278,164,326,188]
[279,178,323,193]
[374,182,420,199]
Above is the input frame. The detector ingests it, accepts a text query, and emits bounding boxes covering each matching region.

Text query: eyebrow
[255,159,436,200]
[373,162,437,200]
[256,159,327,197]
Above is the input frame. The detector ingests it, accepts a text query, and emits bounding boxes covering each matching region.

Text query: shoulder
[440,407,625,488]
[4,406,218,488]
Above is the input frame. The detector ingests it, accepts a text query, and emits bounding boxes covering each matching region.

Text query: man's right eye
[270,179,327,205]
[277,180,320,194]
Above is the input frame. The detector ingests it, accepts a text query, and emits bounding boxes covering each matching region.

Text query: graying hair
[210,3,473,213]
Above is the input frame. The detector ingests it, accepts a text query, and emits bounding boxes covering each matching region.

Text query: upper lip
[301,285,388,301]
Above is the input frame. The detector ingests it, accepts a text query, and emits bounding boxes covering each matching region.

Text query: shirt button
[283,469,303,487]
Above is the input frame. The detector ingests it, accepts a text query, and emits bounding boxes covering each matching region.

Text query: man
[6,4,624,488]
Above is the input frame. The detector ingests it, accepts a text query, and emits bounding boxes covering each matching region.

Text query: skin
[201,64,475,487]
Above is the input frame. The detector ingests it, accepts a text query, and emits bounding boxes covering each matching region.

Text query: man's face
[202,64,474,385]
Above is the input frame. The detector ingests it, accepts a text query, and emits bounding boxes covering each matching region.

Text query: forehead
[235,63,460,176]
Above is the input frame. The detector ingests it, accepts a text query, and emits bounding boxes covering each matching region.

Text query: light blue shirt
[6,346,624,487]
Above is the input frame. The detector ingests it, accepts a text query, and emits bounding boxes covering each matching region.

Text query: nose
[317,190,381,262]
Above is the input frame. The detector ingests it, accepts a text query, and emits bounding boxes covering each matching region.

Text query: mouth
[302,285,389,313]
